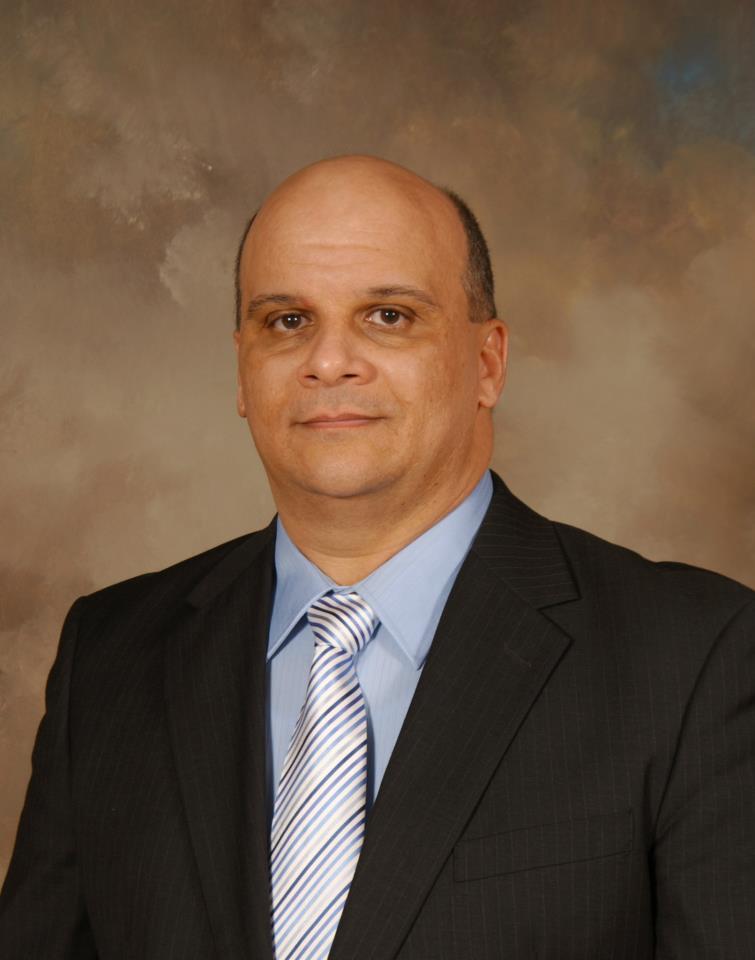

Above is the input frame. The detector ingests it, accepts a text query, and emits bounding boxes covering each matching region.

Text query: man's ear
[233,329,247,418]
[478,318,508,408]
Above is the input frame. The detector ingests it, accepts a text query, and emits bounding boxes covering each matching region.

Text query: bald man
[1,156,753,960]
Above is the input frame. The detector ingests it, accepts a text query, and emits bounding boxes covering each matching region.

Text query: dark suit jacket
[1,473,753,959]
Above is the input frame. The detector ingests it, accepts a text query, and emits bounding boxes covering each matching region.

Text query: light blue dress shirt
[266,469,493,818]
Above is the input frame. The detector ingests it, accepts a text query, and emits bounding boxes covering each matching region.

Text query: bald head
[234,155,496,329]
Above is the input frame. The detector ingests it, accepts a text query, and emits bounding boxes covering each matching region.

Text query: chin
[292,459,401,500]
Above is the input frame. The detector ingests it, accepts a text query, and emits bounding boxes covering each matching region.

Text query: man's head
[233,155,507,513]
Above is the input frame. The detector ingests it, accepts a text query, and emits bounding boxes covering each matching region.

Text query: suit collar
[183,471,577,615]
[185,516,276,609]
[474,471,579,610]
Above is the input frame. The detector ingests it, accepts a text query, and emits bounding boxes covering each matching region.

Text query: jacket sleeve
[653,597,755,959]
[0,598,98,958]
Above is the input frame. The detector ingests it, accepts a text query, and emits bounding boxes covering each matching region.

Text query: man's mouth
[300,412,382,429]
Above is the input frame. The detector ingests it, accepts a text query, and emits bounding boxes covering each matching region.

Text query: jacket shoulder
[74,524,274,629]
[553,518,753,630]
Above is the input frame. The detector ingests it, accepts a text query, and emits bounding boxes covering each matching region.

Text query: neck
[273,463,489,585]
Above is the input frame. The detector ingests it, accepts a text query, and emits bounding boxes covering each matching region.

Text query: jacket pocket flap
[454,810,633,882]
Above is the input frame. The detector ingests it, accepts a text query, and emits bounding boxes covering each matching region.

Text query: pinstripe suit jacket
[1,472,754,958]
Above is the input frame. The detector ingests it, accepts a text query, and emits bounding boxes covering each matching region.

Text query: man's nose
[296,322,373,387]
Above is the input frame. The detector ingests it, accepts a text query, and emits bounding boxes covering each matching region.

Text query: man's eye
[367,308,407,327]
[271,313,308,331]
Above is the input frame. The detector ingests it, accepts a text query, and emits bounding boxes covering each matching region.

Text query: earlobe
[236,384,247,418]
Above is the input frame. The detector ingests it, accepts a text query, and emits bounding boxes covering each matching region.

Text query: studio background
[2,0,754,881]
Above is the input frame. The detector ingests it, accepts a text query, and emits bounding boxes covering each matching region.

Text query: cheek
[239,353,289,423]
[380,350,435,407]
[382,343,466,423]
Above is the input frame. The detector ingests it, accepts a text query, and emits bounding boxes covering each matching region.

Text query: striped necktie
[270,591,379,960]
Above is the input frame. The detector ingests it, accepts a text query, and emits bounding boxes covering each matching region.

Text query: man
[0,155,753,959]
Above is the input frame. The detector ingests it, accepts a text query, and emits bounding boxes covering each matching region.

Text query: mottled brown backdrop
[2,0,754,880]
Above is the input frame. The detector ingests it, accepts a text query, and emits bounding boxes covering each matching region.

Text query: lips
[302,410,378,423]
[300,412,381,427]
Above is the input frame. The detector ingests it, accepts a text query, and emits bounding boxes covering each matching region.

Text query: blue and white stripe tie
[270,591,379,960]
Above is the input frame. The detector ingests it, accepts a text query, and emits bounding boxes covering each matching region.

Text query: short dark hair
[440,188,497,323]
[234,188,497,329]
[234,212,256,332]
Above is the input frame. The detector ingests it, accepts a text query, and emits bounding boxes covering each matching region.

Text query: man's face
[234,163,505,506]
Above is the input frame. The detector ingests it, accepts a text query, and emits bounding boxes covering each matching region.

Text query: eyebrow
[245,285,440,319]
[245,293,300,317]
[364,286,439,308]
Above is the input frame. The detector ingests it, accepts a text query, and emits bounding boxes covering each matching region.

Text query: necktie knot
[306,591,379,656]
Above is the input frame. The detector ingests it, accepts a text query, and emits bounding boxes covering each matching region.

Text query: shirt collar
[267,470,493,669]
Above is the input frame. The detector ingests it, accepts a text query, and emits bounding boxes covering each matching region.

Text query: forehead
[240,174,467,298]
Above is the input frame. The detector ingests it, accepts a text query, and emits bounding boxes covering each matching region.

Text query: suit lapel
[165,524,277,960]
[330,474,580,960]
